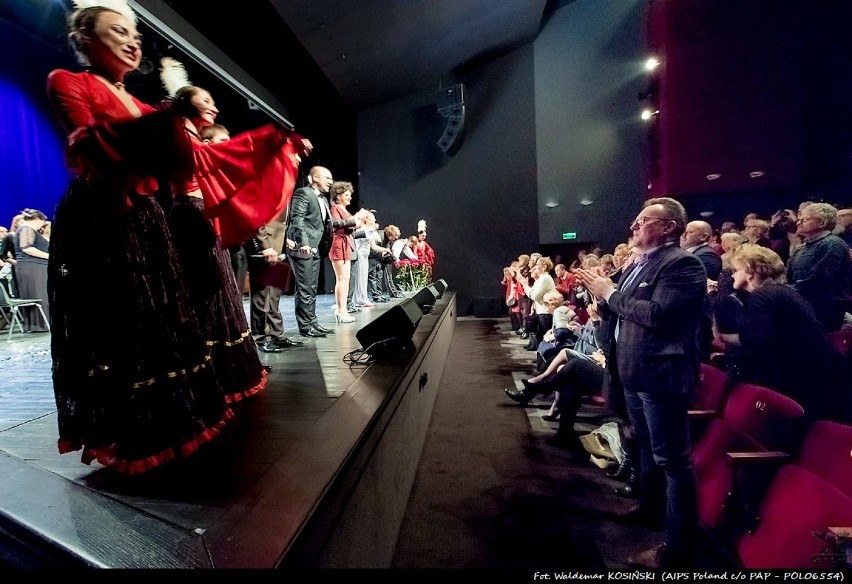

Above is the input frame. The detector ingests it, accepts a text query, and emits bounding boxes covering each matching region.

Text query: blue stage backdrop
[0,76,70,227]
[0,0,75,229]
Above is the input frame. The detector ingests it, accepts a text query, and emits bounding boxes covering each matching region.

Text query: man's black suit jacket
[600,243,707,398]
[692,243,722,281]
[286,186,331,256]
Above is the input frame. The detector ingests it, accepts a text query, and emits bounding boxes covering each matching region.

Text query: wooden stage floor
[0,291,455,568]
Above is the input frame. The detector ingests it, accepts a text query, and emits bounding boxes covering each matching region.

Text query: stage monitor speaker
[356,297,422,356]
[412,285,440,313]
[432,279,448,298]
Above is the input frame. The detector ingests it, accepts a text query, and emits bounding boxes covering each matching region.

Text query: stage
[0,289,456,568]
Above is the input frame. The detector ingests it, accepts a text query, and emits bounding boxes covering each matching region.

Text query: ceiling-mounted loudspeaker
[437,84,466,155]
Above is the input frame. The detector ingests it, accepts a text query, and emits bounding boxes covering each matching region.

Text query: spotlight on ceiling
[545,201,559,208]
[699,211,715,218]
[641,109,659,121]
[645,57,660,71]
[749,171,765,178]
[580,198,594,206]
[706,173,721,181]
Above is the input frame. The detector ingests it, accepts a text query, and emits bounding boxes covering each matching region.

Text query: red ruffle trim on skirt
[225,368,268,404]
[57,407,236,475]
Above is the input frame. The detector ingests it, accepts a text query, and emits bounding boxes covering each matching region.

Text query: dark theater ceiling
[163,0,555,112]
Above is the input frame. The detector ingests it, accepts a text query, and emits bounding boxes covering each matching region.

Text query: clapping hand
[575,268,614,300]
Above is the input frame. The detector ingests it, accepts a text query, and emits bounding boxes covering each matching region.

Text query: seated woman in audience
[506,296,604,406]
[714,244,851,424]
[534,291,576,367]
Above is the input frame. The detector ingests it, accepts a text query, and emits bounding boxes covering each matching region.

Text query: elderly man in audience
[680,220,722,281]
[786,202,851,333]
[553,263,575,300]
[577,197,706,569]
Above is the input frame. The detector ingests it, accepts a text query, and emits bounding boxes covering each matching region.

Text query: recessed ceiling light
[749,171,765,178]
[580,199,594,206]
[699,211,714,218]
[545,201,559,208]
[706,173,721,180]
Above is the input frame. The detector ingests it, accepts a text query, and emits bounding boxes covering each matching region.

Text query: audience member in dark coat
[786,203,852,333]
[715,244,851,425]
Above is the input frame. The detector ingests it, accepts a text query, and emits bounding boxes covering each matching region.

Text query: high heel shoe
[521,378,552,399]
[542,410,561,422]
[334,309,355,323]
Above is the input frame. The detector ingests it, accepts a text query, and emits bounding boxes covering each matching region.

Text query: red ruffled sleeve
[192,124,305,248]
[46,69,193,196]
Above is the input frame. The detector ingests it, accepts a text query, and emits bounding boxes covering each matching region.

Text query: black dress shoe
[627,543,685,569]
[520,378,552,399]
[504,387,533,405]
[301,328,327,338]
[275,337,304,348]
[259,341,282,353]
[614,468,640,499]
[313,324,335,334]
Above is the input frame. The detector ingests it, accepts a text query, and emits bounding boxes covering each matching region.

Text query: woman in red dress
[327,181,365,323]
[46,4,231,474]
[46,3,308,475]
[415,230,435,277]
[162,59,309,402]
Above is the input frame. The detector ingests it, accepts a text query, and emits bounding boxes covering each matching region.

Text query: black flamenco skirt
[48,179,235,475]
[167,196,266,403]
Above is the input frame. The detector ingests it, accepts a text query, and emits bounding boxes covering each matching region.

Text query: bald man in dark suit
[286,166,336,338]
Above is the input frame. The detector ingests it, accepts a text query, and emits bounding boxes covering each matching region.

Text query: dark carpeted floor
[392,317,667,570]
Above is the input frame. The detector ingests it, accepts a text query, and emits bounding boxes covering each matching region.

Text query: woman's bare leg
[331,259,351,313]
[528,349,570,384]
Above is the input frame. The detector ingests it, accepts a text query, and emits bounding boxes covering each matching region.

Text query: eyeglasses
[630,216,668,228]
[795,216,816,224]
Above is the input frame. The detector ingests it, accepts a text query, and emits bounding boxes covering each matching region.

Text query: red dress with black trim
[45,69,234,475]
[168,127,304,403]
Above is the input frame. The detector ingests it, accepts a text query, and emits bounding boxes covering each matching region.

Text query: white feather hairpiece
[71,0,137,25]
[417,220,427,233]
[159,57,191,98]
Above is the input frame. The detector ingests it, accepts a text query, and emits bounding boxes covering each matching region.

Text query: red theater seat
[694,383,806,533]
[736,421,852,569]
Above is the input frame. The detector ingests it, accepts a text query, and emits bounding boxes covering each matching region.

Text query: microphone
[251,253,291,261]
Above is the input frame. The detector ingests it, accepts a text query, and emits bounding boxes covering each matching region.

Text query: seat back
[694,363,730,412]
[736,421,852,569]
[694,419,764,529]
[694,383,806,531]
[721,382,806,454]
[797,420,852,498]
